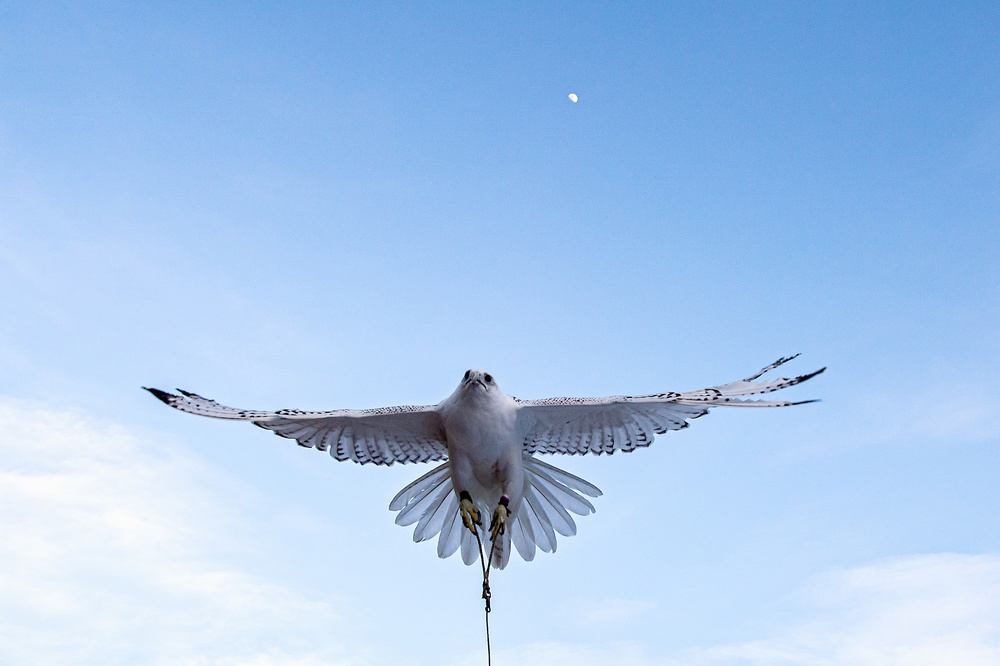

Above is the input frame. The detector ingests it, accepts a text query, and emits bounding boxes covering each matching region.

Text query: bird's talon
[459,491,480,534]
[490,496,509,540]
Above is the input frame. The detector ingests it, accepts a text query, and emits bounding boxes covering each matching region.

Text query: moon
[568,93,578,103]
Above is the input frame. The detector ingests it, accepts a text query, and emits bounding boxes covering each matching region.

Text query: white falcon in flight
[146,355,823,568]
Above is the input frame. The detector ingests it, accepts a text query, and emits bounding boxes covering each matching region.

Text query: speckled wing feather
[517,355,825,456]
[144,388,447,465]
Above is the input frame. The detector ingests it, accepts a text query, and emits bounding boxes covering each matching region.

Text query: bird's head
[460,369,498,393]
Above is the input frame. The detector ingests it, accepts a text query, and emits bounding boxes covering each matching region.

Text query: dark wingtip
[144,387,175,404]
[790,398,822,406]
[787,366,825,404]
[798,366,827,382]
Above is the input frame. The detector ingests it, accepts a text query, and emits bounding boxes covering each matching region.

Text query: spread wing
[144,388,447,466]
[517,355,825,456]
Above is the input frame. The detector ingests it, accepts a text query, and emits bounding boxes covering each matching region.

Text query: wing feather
[518,356,824,456]
[145,388,447,466]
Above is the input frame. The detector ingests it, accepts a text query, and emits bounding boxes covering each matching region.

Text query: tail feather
[388,456,602,569]
[524,458,599,516]
[393,466,451,527]
[503,457,603,566]
[389,461,451,512]
[437,508,463,559]
[521,485,557,552]
[412,482,455,542]
[524,476,576,537]
[528,457,603,498]
[510,513,535,562]
[460,523,478,565]
[513,499,544,556]
[490,529,511,569]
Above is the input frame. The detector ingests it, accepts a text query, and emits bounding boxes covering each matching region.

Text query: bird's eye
[463,370,471,381]
[484,374,493,383]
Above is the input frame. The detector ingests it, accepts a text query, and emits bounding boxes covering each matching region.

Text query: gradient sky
[2,2,999,665]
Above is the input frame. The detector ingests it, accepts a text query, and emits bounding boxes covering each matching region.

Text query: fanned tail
[388,457,603,569]
[388,462,485,565]
[505,456,602,567]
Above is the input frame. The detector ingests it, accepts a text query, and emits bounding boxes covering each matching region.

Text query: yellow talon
[490,496,510,540]
[459,491,480,534]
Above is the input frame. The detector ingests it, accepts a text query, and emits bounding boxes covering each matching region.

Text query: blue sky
[2,2,999,664]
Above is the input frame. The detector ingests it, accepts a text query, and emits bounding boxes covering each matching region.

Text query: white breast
[438,386,523,498]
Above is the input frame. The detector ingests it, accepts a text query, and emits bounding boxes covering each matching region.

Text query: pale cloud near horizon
[469,553,1000,666]
[695,552,1000,665]
[2,398,998,665]
[581,597,657,625]
[0,398,359,666]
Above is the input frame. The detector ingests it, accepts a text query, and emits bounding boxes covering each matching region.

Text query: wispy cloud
[455,554,1000,666]
[4,399,998,666]
[0,398,362,666]
[581,597,657,625]
[829,385,1000,452]
[694,553,1000,665]
[909,395,1000,443]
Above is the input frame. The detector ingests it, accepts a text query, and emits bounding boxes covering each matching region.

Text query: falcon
[146,355,823,568]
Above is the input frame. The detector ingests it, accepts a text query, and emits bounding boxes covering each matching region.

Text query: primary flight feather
[146,355,824,568]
